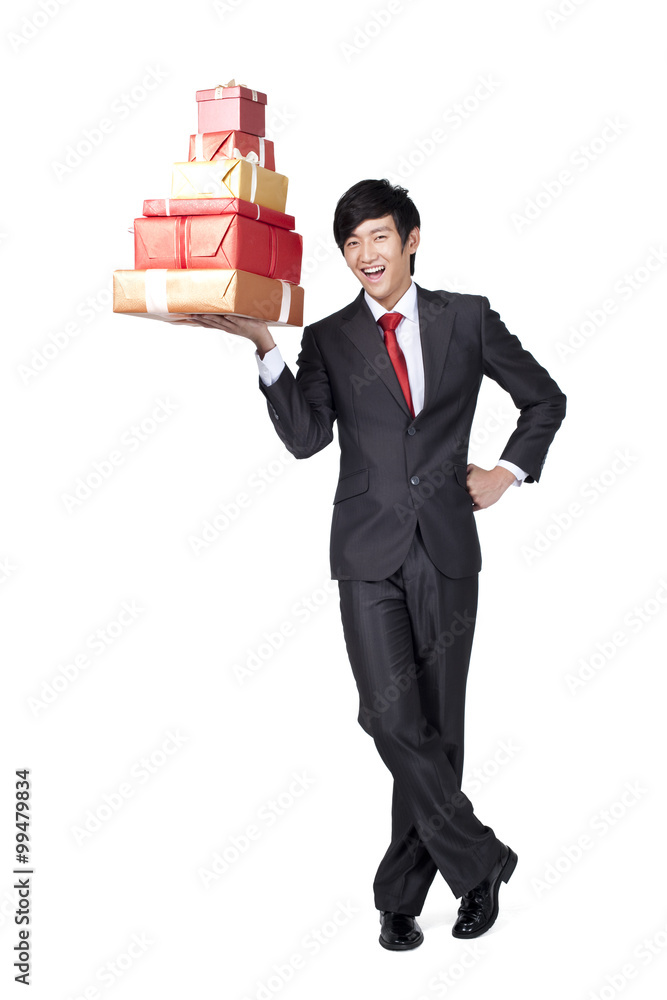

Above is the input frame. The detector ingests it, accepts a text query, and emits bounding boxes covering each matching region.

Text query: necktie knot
[378,312,404,336]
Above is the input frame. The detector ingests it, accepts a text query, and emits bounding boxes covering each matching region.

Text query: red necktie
[378,312,415,418]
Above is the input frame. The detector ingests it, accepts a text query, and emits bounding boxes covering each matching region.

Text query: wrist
[494,465,517,487]
[255,330,275,359]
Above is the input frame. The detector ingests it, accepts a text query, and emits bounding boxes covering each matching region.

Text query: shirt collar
[364,279,418,326]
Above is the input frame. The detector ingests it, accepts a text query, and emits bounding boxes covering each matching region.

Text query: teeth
[364,266,384,274]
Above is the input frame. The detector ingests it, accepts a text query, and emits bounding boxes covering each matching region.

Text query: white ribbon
[194,134,204,161]
[249,161,257,203]
[144,269,170,316]
[231,145,264,167]
[165,200,171,216]
[212,84,259,101]
[278,281,291,324]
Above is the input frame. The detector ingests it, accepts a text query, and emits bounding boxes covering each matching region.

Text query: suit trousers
[337,522,504,912]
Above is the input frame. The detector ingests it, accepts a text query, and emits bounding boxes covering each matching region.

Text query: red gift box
[141,196,295,231]
[188,130,275,170]
[134,214,303,284]
[196,85,266,136]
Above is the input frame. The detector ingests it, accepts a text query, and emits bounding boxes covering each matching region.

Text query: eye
[375,235,387,241]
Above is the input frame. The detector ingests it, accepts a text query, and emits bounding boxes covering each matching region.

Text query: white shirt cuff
[256,344,285,385]
[498,459,527,487]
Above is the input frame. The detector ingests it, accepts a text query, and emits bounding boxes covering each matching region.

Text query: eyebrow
[346,225,391,239]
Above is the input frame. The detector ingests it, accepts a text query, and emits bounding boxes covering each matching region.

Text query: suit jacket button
[407,426,416,435]
[410,475,420,485]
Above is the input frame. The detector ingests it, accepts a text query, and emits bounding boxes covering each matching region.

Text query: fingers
[188,314,239,332]
[182,314,213,328]
[188,314,269,339]
[472,495,497,511]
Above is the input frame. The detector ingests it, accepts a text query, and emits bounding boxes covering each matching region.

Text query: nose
[360,241,377,262]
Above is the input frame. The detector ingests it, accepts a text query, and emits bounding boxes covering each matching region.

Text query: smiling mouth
[362,265,385,279]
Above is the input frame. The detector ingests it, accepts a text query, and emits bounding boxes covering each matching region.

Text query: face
[342,214,420,310]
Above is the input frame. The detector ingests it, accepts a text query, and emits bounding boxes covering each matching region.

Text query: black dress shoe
[452,844,518,938]
[379,910,424,950]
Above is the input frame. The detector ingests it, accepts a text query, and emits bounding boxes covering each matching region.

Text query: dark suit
[258,284,566,910]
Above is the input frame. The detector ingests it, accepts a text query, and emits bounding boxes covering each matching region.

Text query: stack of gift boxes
[113,81,304,327]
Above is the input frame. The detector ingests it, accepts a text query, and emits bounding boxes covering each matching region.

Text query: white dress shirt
[255,279,527,484]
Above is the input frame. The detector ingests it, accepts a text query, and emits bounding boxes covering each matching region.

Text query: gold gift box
[112,268,303,327]
[170,158,288,213]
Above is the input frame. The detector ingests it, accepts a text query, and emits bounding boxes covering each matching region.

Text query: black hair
[333,178,421,275]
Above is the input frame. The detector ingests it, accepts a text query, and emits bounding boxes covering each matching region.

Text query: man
[197,179,566,949]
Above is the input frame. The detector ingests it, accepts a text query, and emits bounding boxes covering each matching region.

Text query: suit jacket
[258,284,566,581]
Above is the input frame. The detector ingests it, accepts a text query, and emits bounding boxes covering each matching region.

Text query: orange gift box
[113,268,304,326]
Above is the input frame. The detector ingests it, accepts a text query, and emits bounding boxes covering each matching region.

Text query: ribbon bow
[234,148,259,164]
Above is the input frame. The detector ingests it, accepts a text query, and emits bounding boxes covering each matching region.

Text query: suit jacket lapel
[415,283,455,414]
[340,290,411,416]
[340,285,456,417]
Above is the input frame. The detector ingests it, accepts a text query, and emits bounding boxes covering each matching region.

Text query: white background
[2,0,666,997]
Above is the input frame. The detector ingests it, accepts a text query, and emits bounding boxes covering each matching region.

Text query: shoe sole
[451,847,518,939]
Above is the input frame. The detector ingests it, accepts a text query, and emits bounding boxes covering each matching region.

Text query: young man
[196,179,566,949]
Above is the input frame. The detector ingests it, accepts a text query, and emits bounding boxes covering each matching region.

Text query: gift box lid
[196,83,267,105]
[141,196,295,231]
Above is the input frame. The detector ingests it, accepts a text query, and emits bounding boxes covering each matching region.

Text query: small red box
[196,85,266,137]
[188,130,275,170]
[134,214,303,284]
[141,196,295,231]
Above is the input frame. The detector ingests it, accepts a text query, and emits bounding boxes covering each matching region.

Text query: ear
[406,226,420,252]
